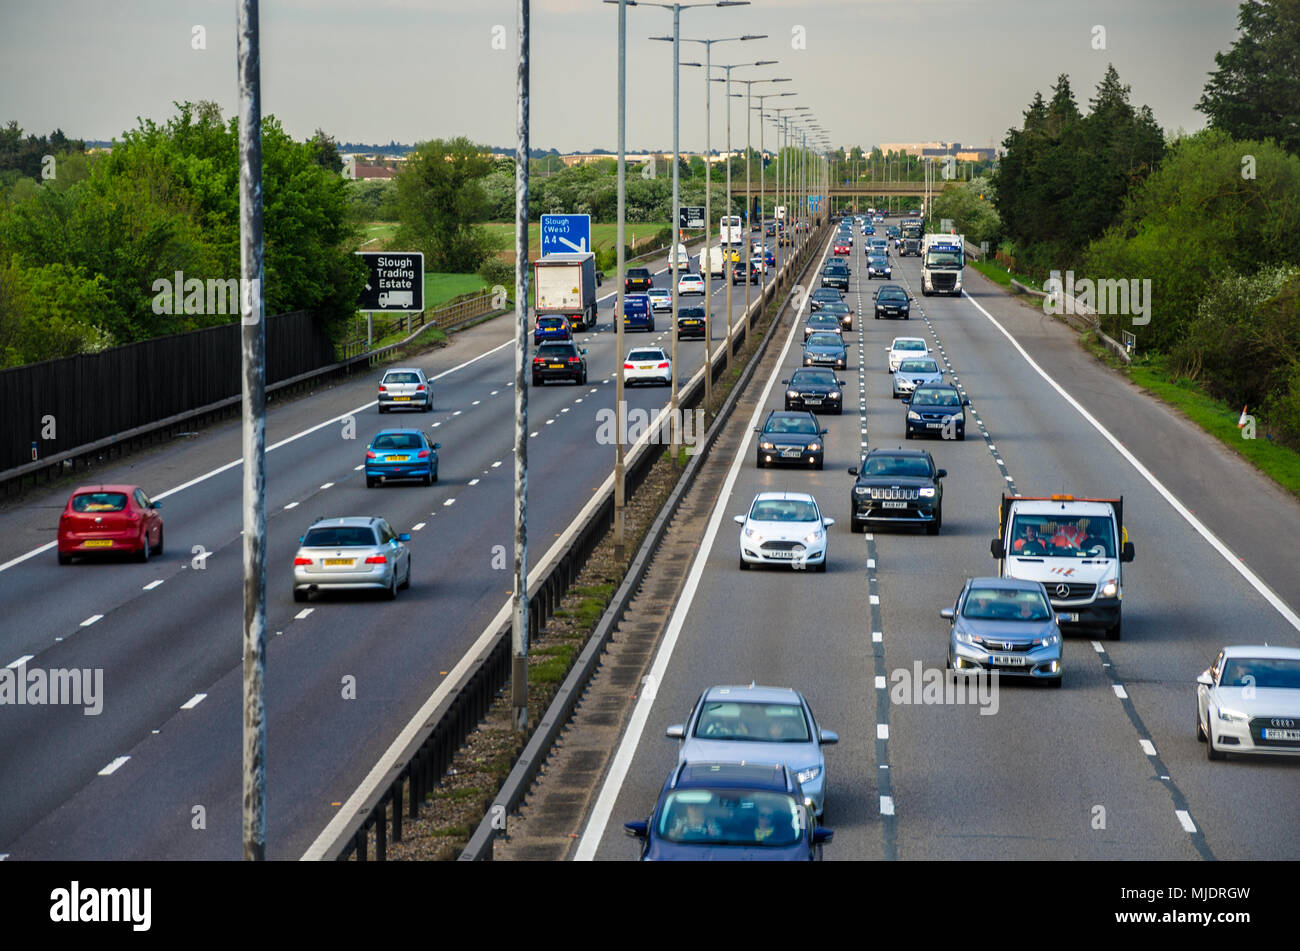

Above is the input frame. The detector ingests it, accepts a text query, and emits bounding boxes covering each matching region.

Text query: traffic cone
[1237,406,1249,428]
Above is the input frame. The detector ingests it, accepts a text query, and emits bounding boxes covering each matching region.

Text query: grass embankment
[971,258,1041,292]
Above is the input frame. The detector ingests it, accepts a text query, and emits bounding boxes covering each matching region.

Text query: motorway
[579,220,1300,861]
[0,240,789,859]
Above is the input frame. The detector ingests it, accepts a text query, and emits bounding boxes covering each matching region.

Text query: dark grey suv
[846,448,946,534]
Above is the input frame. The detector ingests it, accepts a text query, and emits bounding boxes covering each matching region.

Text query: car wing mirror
[152,501,163,509]
[819,729,839,745]
[665,724,685,739]
[822,517,835,527]
[812,827,833,845]
[432,442,441,450]
[733,515,746,524]
[1196,671,1214,688]
[936,469,947,479]
[624,820,648,838]
[963,398,971,406]
[990,538,1003,558]
[940,607,955,620]
[1122,541,1136,562]
[397,533,411,542]
[900,397,911,405]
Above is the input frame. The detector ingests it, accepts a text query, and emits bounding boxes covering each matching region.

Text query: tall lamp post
[751,90,793,311]
[730,76,788,336]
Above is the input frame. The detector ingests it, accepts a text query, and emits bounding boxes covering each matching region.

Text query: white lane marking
[560,407,569,414]
[284,502,299,510]
[490,390,499,396]
[80,615,103,627]
[589,388,598,394]
[143,579,164,591]
[574,398,583,404]
[546,419,555,425]
[1175,810,1197,833]
[1112,684,1128,699]
[1139,739,1157,756]
[412,522,426,531]
[1092,641,1105,653]
[319,482,334,490]
[867,558,875,568]
[877,724,889,740]
[964,291,1300,633]
[875,676,886,689]
[872,631,883,642]
[472,400,481,406]
[433,422,442,427]
[0,340,515,576]
[468,479,480,486]
[180,693,207,710]
[529,432,539,438]
[443,499,456,507]
[869,594,880,605]
[6,655,34,669]
[880,795,896,816]
[575,233,837,861]
[492,461,502,468]
[294,608,313,620]
[452,410,462,417]
[354,464,364,471]
[98,756,130,776]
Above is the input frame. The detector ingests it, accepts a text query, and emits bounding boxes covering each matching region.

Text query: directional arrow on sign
[558,236,588,252]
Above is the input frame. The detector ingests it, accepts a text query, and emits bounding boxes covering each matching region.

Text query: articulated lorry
[920,232,965,296]
[535,252,600,331]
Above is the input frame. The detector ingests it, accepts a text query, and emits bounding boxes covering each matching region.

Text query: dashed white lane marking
[354,464,364,471]
[1175,810,1198,833]
[452,410,462,417]
[874,676,886,689]
[880,795,896,816]
[560,407,569,413]
[468,479,480,486]
[574,398,584,404]
[143,579,164,591]
[877,723,889,740]
[294,608,313,620]
[546,419,555,425]
[6,655,34,669]
[443,498,456,507]
[433,422,442,427]
[412,522,426,531]
[285,501,299,509]
[1112,684,1128,699]
[1092,641,1105,653]
[529,432,539,438]
[472,400,481,406]
[492,461,502,468]
[869,594,880,605]
[1139,739,1158,756]
[98,757,130,776]
[80,615,103,627]
[867,559,875,569]
[490,390,499,396]
[319,482,334,490]
[180,693,207,710]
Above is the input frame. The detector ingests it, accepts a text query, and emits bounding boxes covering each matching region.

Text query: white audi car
[677,273,705,296]
[1197,645,1300,760]
[623,347,672,386]
[734,491,833,572]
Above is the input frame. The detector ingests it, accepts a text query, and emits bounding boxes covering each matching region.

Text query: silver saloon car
[943,577,1064,686]
[666,684,839,817]
[293,516,412,602]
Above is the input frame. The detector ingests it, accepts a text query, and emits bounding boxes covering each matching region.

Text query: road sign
[679,205,705,230]
[540,214,591,255]
[356,252,424,311]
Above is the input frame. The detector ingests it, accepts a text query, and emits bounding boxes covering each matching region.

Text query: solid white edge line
[301,344,717,861]
[6,655,34,669]
[574,233,833,861]
[962,290,1300,634]
[180,693,207,710]
[0,339,516,575]
[98,756,129,776]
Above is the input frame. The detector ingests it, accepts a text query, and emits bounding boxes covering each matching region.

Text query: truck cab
[921,234,965,296]
[991,494,1135,639]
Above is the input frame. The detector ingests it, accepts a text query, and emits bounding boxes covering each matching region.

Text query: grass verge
[971,258,1041,292]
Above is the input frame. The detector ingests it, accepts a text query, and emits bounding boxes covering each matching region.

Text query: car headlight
[918,487,936,498]
[954,629,979,645]
[743,527,760,541]
[807,442,821,452]
[854,487,869,496]
[1217,707,1248,723]
[787,389,799,399]
[760,441,775,450]
[907,411,922,421]
[1036,632,1062,647]
[796,766,821,785]
[829,391,840,399]
[1101,579,1118,598]
[804,529,823,544]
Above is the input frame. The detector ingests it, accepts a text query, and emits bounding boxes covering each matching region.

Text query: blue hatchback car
[365,429,440,487]
[624,762,831,861]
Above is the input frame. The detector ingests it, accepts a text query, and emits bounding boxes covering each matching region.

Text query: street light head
[649,35,672,42]
[753,60,778,66]
[740,34,766,41]
[716,1,750,6]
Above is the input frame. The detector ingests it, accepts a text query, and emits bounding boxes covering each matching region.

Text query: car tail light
[569,356,580,363]
[366,451,377,459]
[657,362,669,369]
[364,555,388,564]
[417,450,431,458]
[378,385,387,392]
[533,356,544,364]
[416,385,426,391]
[294,557,312,566]
[624,362,634,370]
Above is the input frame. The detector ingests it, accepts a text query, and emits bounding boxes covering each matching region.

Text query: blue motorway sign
[540,214,592,255]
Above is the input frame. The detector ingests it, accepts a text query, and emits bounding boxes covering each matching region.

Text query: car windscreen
[765,416,819,435]
[861,455,931,478]
[656,789,802,847]
[1009,515,1115,558]
[693,701,812,742]
[897,359,938,373]
[1220,658,1300,689]
[962,588,1052,621]
[371,433,424,450]
[383,372,420,384]
[302,527,377,548]
[806,334,843,348]
[72,492,128,513]
[792,369,837,386]
[808,316,840,328]
[878,290,907,302]
[911,388,960,406]
[893,339,926,351]
[750,499,819,523]
[925,251,962,267]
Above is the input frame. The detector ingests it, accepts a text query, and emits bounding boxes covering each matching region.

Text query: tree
[392,137,496,271]
[309,129,344,174]
[1197,0,1300,156]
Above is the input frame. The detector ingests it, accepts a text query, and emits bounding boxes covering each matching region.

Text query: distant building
[877,141,998,162]
[342,154,402,180]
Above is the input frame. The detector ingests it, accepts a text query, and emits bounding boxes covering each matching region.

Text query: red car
[57,484,164,564]
[834,240,851,256]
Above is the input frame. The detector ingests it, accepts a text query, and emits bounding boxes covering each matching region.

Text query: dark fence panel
[0,311,334,472]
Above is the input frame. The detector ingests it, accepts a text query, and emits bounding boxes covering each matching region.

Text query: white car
[646,287,673,312]
[887,336,930,373]
[1197,645,1300,760]
[678,273,705,296]
[734,491,833,572]
[623,346,672,387]
[668,243,691,271]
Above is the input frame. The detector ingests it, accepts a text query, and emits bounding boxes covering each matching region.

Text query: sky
[1,0,1244,154]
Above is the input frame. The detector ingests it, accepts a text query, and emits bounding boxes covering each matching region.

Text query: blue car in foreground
[624,762,831,861]
[365,429,440,487]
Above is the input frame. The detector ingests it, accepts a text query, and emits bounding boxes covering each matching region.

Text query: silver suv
[378,367,432,413]
[292,516,412,602]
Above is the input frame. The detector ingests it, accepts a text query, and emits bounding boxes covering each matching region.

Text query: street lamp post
[751,91,792,315]
[731,76,788,336]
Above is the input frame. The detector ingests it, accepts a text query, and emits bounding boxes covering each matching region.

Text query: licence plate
[804,397,822,405]
[765,549,803,560]
[1262,728,1300,741]
[83,539,113,548]
[388,455,409,462]
[323,558,354,567]
[393,396,410,401]
[926,422,944,429]
[990,654,1028,666]
[882,501,908,509]
[1059,612,1080,622]
[780,449,803,458]
[637,365,653,371]
[683,320,701,326]
[549,363,565,369]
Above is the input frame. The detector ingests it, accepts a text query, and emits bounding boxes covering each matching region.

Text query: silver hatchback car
[943,577,1063,686]
[666,684,838,817]
[378,367,432,413]
[292,516,411,602]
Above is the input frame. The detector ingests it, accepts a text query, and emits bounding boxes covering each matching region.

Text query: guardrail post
[392,780,403,843]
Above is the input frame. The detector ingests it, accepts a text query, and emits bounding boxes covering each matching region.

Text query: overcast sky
[2,0,1242,154]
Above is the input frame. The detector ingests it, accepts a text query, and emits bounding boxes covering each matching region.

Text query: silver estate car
[378,367,432,413]
[666,684,839,817]
[943,577,1064,686]
[293,516,412,602]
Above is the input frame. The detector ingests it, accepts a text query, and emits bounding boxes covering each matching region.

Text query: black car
[821,264,849,291]
[817,301,853,331]
[677,304,707,339]
[625,267,653,293]
[755,410,828,469]
[782,368,845,415]
[903,383,969,440]
[809,287,843,311]
[732,260,758,285]
[803,313,844,340]
[531,341,588,385]
[866,254,892,280]
[846,448,946,534]
[874,285,911,319]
